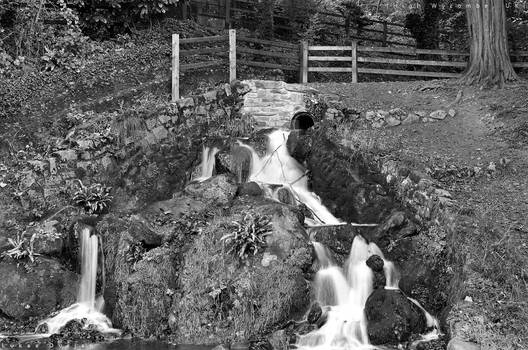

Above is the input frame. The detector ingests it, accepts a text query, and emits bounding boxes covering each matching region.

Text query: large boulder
[112,246,179,337]
[365,289,426,344]
[171,202,312,344]
[184,174,238,205]
[0,257,77,320]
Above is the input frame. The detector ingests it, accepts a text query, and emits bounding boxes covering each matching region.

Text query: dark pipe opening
[291,112,315,131]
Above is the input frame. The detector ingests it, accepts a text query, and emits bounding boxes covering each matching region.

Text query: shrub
[72,180,113,215]
[1,233,39,262]
[220,213,272,262]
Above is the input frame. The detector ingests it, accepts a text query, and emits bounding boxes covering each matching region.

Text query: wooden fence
[171,30,528,100]
[189,0,415,48]
[303,45,528,82]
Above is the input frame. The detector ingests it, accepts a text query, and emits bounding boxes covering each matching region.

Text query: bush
[220,213,272,262]
[73,180,113,215]
[71,0,180,38]
[1,233,39,262]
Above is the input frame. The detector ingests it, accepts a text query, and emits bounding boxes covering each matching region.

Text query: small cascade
[38,226,119,335]
[299,236,376,349]
[234,128,440,348]
[193,146,220,182]
[299,236,441,349]
[238,129,343,226]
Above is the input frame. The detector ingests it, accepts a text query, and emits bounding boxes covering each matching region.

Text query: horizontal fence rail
[191,0,416,48]
[171,30,528,100]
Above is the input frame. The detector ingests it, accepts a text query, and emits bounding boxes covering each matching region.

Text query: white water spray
[236,128,440,348]
[38,226,119,335]
[239,129,343,226]
[193,146,220,182]
[300,236,377,350]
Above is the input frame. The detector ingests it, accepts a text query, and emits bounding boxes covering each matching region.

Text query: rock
[308,225,364,265]
[415,110,427,117]
[385,116,401,127]
[365,111,376,120]
[28,160,47,172]
[212,345,229,350]
[152,125,168,141]
[376,110,389,119]
[276,187,295,205]
[447,338,480,350]
[0,257,77,320]
[372,120,385,128]
[373,211,407,241]
[128,216,163,246]
[204,90,218,103]
[27,220,64,256]
[172,202,311,344]
[448,109,457,117]
[365,289,426,344]
[261,252,278,267]
[268,330,289,350]
[54,150,77,162]
[185,174,238,205]
[113,246,178,337]
[178,97,194,108]
[429,110,448,120]
[238,182,263,196]
[307,302,323,324]
[325,108,339,120]
[158,114,171,124]
[402,113,421,125]
[147,193,207,219]
[389,108,406,119]
[366,255,384,272]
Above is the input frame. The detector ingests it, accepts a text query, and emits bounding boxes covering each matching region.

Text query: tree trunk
[460,0,518,86]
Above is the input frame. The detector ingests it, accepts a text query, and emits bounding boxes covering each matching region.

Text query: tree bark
[460,0,518,86]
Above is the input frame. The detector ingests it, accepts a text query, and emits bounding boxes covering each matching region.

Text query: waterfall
[236,128,439,348]
[38,226,119,335]
[78,228,98,310]
[193,146,220,182]
[238,129,343,226]
[299,236,376,349]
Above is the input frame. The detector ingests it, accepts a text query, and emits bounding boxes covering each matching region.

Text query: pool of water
[0,338,213,350]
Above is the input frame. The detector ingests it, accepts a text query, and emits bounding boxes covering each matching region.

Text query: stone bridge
[240,80,318,130]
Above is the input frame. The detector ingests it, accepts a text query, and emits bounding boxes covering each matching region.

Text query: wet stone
[366,255,384,272]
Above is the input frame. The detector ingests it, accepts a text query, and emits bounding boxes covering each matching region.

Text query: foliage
[298,0,368,44]
[70,0,180,38]
[73,180,113,214]
[125,241,146,268]
[0,0,96,74]
[220,213,272,262]
[1,233,40,262]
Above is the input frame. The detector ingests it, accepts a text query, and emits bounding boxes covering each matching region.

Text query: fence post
[351,40,358,83]
[382,22,388,47]
[171,34,180,102]
[300,41,308,83]
[225,0,231,28]
[229,29,236,82]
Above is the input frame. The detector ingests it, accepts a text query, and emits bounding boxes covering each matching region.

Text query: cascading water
[239,129,343,226]
[237,128,440,349]
[38,226,118,335]
[193,146,220,182]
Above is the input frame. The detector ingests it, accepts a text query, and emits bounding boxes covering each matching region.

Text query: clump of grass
[220,213,272,262]
[73,180,113,215]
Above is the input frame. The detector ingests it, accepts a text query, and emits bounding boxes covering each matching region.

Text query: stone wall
[240,80,317,129]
